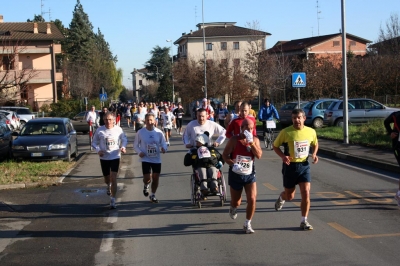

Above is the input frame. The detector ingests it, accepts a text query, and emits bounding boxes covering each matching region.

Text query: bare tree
[67,61,93,99]
[0,40,38,105]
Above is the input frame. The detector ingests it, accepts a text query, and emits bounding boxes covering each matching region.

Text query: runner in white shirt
[92,112,127,209]
[183,108,226,148]
[86,105,99,129]
[160,107,175,146]
[150,104,159,127]
[133,113,168,203]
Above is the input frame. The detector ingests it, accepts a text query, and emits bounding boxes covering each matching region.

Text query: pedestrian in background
[383,111,400,206]
[272,109,318,230]
[216,102,229,128]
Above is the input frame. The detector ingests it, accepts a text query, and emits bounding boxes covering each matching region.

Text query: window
[233,42,240,50]
[333,41,340,47]
[139,80,143,85]
[2,55,14,70]
[349,41,356,46]
[221,42,227,50]
[233,58,240,68]
[206,43,213,50]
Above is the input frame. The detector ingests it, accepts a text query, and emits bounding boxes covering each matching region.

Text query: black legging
[176,118,183,128]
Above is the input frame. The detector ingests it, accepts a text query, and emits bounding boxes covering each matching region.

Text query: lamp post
[166,39,175,103]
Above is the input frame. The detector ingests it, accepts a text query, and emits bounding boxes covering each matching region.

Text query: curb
[0,152,89,191]
[318,148,400,173]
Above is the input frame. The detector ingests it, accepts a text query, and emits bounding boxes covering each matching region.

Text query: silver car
[323,98,400,127]
[0,110,21,131]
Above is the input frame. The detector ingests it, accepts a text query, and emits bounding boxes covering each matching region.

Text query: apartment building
[131,68,156,103]
[0,15,64,110]
[174,22,271,68]
[265,33,371,59]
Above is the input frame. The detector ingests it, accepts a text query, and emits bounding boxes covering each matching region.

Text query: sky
[2,0,399,88]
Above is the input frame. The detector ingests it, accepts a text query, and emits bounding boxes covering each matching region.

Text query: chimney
[33,23,38,34]
[46,23,51,34]
[224,23,227,28]
[190,30,192,34]
[0,15,3,23]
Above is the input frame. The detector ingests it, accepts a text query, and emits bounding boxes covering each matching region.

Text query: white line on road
[99,233,114,252]
[105,212,118,224]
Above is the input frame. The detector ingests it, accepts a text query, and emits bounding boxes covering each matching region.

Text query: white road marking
[106,211,118,224]
[99,233,114,252]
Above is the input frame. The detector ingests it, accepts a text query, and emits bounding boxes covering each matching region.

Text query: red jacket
[225,115,256,138]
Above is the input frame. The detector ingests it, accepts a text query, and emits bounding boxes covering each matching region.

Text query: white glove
[232,163,243,173]
[243,130,253,143]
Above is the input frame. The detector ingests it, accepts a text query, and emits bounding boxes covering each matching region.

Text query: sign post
[292,72,306,107]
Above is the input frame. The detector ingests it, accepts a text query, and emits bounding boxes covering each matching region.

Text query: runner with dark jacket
[384,111,400,206]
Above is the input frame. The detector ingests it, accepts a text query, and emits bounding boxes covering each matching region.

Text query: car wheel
[335,118,344,127]
[64,147,71,162]
[72,142,78,158]
[312,117,324,128]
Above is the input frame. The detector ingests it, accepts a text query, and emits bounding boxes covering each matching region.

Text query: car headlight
[12,145,25,150]
[49,144,67,150]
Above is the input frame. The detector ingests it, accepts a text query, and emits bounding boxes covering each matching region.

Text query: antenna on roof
[316,0,322,36]
[195,5,197,25]
[41,0,52,21]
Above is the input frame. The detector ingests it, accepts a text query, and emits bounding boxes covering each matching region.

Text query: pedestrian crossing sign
[100,93,107,102]
[292,72,306,88]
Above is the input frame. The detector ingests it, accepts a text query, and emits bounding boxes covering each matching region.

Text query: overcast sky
[2,0,399,88]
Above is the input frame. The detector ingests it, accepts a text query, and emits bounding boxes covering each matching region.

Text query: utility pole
[202,0,207,99]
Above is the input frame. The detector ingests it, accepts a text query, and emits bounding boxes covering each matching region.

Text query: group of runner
[90,98,321,234]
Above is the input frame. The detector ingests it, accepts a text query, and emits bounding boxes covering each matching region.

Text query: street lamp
[166,39,174,103]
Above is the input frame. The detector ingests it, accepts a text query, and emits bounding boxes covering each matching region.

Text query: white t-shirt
[183,120,226,147]
[92,126,127,160]
[133,127,167,163]
[161,112,175,129]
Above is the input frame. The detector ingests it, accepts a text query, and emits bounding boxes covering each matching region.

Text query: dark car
[303,99,336,128]
[0,121,13,160]
[278,101,309,127]
[12,118,78,161]
[323,98,400,127]
[71,110,100,133]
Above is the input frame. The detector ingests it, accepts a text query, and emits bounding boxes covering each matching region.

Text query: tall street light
[166,39,174,103]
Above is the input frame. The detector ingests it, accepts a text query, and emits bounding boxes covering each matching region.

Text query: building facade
[0,15,64,110]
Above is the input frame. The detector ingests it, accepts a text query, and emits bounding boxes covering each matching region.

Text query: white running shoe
[275,196,285,211]
[110,197,116,209]
[229,206,237,220]
[243,223,255,234]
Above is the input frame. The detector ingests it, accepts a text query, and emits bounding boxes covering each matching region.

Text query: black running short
[100,158,120,176]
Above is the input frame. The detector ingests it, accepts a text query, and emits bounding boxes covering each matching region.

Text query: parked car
[0,106,35,127]
[303,99,336,128]
[0,110,21,131]
[0,121,13,160]
[12,118,78,161]
[278,101,309,127]
[71,110,100,133]
[323,98,400,127]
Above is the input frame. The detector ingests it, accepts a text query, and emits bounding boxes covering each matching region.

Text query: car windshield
[21,123,65,135]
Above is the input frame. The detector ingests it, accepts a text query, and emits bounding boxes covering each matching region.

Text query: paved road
[1,121,400,265]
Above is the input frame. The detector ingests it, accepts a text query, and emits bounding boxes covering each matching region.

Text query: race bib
[233,155,253,175]
[218,113,226,120]
[147,144,157,157]
[178,113,183,118]
[106,137,118,151]
[266,120,276,129]
[197,146,211,159]
[294,140,309,158]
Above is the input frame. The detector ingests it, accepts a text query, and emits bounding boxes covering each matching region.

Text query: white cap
[195,134,209,145]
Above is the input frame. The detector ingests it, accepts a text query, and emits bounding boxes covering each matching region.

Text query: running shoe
[300,221,313,230]
[149,195,159,203]
[167,141,170,146]
[110,197,116,209]
[243,223,255,234]
[106,184,111,196]
[229,206,237,220]
[143,184,150,197]
[274,196,285,211]
[395,191,400,207]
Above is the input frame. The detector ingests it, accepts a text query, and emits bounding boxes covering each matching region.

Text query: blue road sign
[292,72,306,88]
[100,93,107,102]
